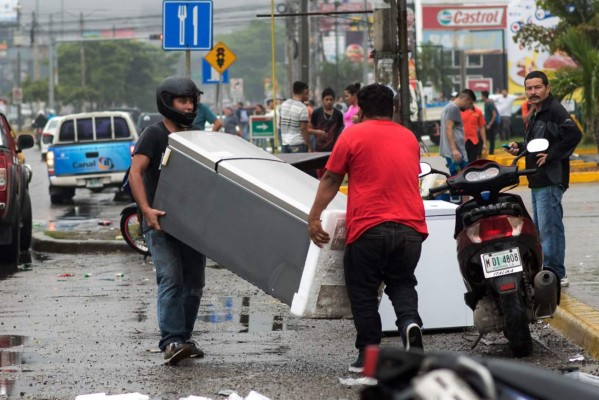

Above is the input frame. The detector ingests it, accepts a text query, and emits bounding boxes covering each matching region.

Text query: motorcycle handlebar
[518,168,537,176]
[428,184,449,195]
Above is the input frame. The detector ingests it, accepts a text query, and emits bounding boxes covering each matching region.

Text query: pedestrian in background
[129,76,207,366]
[280,81,311,153]
[308,83,427,374]
[222,106,241,136]
[192,89,223,132]
[461,98,487,163]
[310,88,344,177]
[439,89,475,175]
[481,90,499,154]
[505,70,582,288]
[343,83,361,129]
[492,88,518,141]
[334,95,348,114]
[236,101,250,140]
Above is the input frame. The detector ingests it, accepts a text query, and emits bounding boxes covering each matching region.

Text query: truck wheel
[49,186,75,204]
[20,192,32,251]
[500,291,533,357]
[0,210,21,265]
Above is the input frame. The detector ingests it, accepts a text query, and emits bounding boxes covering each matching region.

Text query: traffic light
[216,46,225,68]
[149,33,163,40]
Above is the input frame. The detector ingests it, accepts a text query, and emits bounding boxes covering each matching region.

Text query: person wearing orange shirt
[461,102,487,163]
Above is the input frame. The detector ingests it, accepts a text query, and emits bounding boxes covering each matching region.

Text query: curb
[548,293,599,360]
[31,231,133,254]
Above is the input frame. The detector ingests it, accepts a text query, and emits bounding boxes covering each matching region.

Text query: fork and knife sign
[178,4,199,45]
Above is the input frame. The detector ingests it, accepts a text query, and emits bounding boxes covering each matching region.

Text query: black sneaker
[404,323,423,351]
[186,340,205,359]
[163,342,192,366]
[348,350,364,373]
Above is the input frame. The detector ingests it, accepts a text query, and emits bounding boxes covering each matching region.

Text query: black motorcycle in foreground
[423,138,559,357]
[361,346,599,400]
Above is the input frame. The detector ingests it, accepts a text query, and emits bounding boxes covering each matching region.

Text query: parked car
[40,116,65,161]
[136,112,162,134]
[0,113,34,264]
[45,111,138,204]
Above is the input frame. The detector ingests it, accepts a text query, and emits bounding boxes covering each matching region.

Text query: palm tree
[550,28,599,152]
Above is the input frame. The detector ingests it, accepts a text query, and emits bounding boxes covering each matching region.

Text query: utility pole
[373,0,398,89]
[32,11,40,80]
[285,0,294,95]
[397,0,410,126]
[362,0,370,86]
[48,15,55,111]
[300,0,309,85]
[79,12,86,111]
[334,1,339,93]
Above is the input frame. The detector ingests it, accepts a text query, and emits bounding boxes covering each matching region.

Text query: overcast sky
[18,0,275,36]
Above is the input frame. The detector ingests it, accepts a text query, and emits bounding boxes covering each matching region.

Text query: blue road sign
[202,59,229,84]
[163,1,213,50]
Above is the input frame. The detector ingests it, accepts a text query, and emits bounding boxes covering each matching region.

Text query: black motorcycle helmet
[156,76,202,128]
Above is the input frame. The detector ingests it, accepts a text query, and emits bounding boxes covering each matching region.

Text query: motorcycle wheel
[119,208,149,256]
[500,291,533,357]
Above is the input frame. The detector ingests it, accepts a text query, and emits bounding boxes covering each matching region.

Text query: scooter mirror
[419,162,432,177]
[526,138,549,153]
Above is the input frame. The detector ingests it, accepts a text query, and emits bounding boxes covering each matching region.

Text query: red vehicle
[0,114,34,264]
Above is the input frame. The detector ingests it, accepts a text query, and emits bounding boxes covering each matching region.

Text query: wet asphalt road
[1,249,598,400]
[1,148,597,399]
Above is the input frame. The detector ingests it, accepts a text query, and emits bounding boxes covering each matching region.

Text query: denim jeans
[145,229,206,350]
[531,185,566,279]
[343,222,423,350]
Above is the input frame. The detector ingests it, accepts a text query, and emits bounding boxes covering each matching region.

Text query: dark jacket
[519,94,582,189]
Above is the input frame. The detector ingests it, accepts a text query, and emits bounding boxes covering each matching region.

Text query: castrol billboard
[423,6,507,30]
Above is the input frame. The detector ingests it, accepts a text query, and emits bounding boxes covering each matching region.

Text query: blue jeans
[531,185,566,279]
[444,157,468,176]
[145,229,206,350]
[344,222,423,350]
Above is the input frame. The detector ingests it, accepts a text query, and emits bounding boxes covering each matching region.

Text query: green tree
[549,28,599,150]
[216,21,287,103]
[416,44,453,98]
[23,78,49,103]
[318,57,364,95]
[56,40,180,112]
[514,0,599,52]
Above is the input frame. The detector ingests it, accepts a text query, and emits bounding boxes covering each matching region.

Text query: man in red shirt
[461,98,487,163]
[308,83,428,373]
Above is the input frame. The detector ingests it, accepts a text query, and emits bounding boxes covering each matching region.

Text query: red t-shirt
[461,107,485,144]
[326,119,428,244]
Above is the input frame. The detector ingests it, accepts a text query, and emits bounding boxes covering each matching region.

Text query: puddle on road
[198,296,293,333]
[0,335,28,398]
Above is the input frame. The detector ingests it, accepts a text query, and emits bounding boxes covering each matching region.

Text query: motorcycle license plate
[86,178,103,189]
[480,248,523,278]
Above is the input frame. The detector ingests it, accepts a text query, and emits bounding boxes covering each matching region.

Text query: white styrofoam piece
[290,209,352,318]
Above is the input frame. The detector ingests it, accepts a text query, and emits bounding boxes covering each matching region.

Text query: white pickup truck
[45,111,138,204]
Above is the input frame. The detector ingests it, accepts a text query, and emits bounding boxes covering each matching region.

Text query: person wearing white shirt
[491,89,517,141]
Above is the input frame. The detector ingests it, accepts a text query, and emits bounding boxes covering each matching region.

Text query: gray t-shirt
[439,102,466,160]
